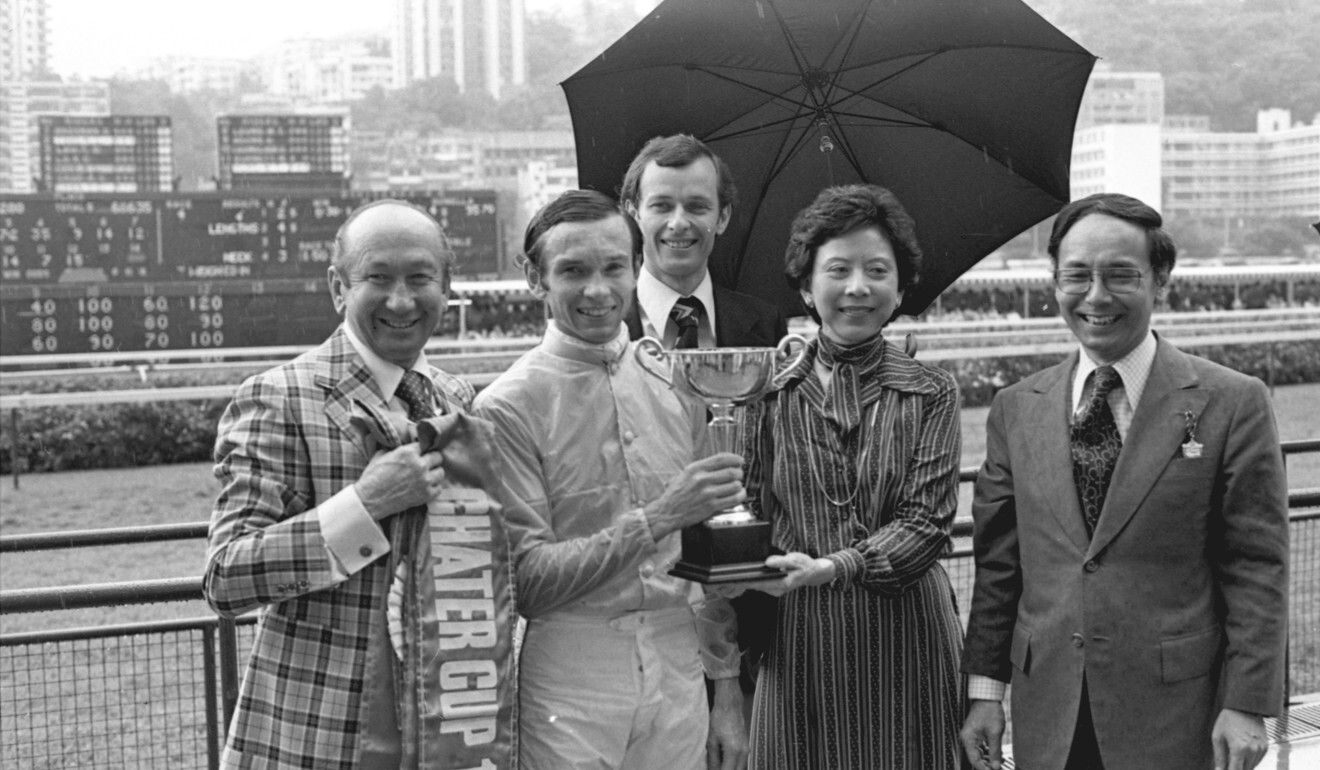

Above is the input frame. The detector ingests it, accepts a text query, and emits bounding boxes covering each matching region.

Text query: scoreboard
[38,115,173,193]
[217,114,348,191]
[0,191,499,356]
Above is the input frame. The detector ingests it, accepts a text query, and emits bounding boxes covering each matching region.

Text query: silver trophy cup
[636,334,807,583]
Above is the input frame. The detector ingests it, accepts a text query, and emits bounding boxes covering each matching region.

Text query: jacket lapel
[625,291,645,341]
[712,284,749,347]
[315,327,393,458]
[1087,338,1208,558]
[1022,354,1092,552]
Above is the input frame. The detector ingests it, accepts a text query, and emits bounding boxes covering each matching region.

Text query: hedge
[2,339,1317,474]
[936,338,1320,410]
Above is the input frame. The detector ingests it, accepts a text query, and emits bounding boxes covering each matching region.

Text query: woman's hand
[707,552,837,598]
[764,552,836,594]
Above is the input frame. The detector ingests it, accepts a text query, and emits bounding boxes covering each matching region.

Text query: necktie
[670,296,705,349]
[385,369,438,665]
[1071,366,1123,538]
[384,369,440,759]
[395,370,436,422]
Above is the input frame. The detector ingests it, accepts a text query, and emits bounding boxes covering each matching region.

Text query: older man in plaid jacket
[204,200,515,769]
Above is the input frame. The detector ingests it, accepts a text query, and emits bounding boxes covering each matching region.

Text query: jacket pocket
[1161,457,1210,480]
[1010,623,1032,675]
[1160,625,1223,683]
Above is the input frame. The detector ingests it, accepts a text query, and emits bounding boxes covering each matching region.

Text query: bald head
[333,199,452,284]
[327,199,454,368]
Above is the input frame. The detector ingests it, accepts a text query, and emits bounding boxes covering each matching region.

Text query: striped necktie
[670,296,705,349]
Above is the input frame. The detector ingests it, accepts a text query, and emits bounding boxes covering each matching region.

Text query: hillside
[1031,0,1320,130]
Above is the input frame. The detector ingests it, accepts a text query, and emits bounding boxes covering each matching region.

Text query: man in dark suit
[619,134,788,738]
[960,193,1289,770]
[620,134,787,348]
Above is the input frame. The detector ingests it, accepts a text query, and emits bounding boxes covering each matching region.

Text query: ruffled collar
[775,331,940,431]
[815,331,887,377]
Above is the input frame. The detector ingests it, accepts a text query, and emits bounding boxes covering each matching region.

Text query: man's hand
[644,453,746,540]
[354,443,446,520]
[1212,708,1268,770]
[960,700,1005,770]
[706,677,748,770]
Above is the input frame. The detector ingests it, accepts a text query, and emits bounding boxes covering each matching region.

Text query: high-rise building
[2,0,52,83]
[0,80,110,192]
[1073,69,1165,130]
[1069,123,1163,209]
[1162,109,1320,220]
[123,56,254,95]
[392,0,526,99]
[1066,101,1320,222]
[350,127,572,192]
[263,37,393,104]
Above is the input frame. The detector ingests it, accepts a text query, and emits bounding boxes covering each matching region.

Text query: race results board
[0,191,499,356]
[217,114,348,191]
[38,115,174,194]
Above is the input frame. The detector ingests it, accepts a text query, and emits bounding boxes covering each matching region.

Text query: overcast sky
[49,0,581,78]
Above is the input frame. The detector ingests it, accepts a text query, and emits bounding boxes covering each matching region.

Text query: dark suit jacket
[625,282,788,348]
[962,336,1289,770]
[626,279,787,685]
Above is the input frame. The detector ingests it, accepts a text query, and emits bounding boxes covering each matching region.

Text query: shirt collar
[542,321,630,367]
[637,267,717,345]
[342,323,430,401]
[1072,331,1157,413]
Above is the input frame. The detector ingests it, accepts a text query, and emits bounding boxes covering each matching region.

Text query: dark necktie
[376,369,440,760]
[670,296,705,349]
[395,370,436,422]
[1071,365,1123,538]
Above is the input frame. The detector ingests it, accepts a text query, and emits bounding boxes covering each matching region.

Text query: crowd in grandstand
[438,276,1320,337]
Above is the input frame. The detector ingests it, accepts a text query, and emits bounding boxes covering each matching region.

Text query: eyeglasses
[1053,267,1147,295]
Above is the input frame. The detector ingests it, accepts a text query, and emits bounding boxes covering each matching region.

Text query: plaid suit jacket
[204,326,474,769]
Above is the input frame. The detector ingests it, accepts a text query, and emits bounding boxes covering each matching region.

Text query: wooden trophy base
[669,519,782,584]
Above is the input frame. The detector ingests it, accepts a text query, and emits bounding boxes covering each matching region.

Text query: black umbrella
[562,0,1096,316]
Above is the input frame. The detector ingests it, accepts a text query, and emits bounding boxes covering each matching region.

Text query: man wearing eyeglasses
[960,193,1289,770]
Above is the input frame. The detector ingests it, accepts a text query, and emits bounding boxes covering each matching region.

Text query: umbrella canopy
[562,0,1096,316]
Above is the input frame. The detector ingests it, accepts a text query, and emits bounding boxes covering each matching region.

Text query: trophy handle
[775,333,809,375]
[634,336,673,387]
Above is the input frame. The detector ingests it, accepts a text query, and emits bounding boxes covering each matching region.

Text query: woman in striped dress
[743,184,964,768]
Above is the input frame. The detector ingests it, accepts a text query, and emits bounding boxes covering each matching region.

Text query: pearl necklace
[800,396,882,510]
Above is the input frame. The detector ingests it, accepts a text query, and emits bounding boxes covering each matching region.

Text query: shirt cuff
[693,593,742,680]
[319,484,390,580]
[825,548,864,587]
[630,506,661,549]
[967,674,1007,701]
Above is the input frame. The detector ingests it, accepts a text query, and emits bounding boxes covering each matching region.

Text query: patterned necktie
[1071,365,1123,538]
[670,296,705,349]
[386,369,435,664]
[395,370,436,422]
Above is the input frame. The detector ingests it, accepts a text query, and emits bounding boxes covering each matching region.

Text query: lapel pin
[1180,410,1203,459]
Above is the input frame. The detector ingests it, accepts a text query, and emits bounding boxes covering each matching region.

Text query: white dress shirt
[637,267,718,348]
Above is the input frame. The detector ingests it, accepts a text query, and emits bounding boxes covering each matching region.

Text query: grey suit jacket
[962,336,1289,770]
